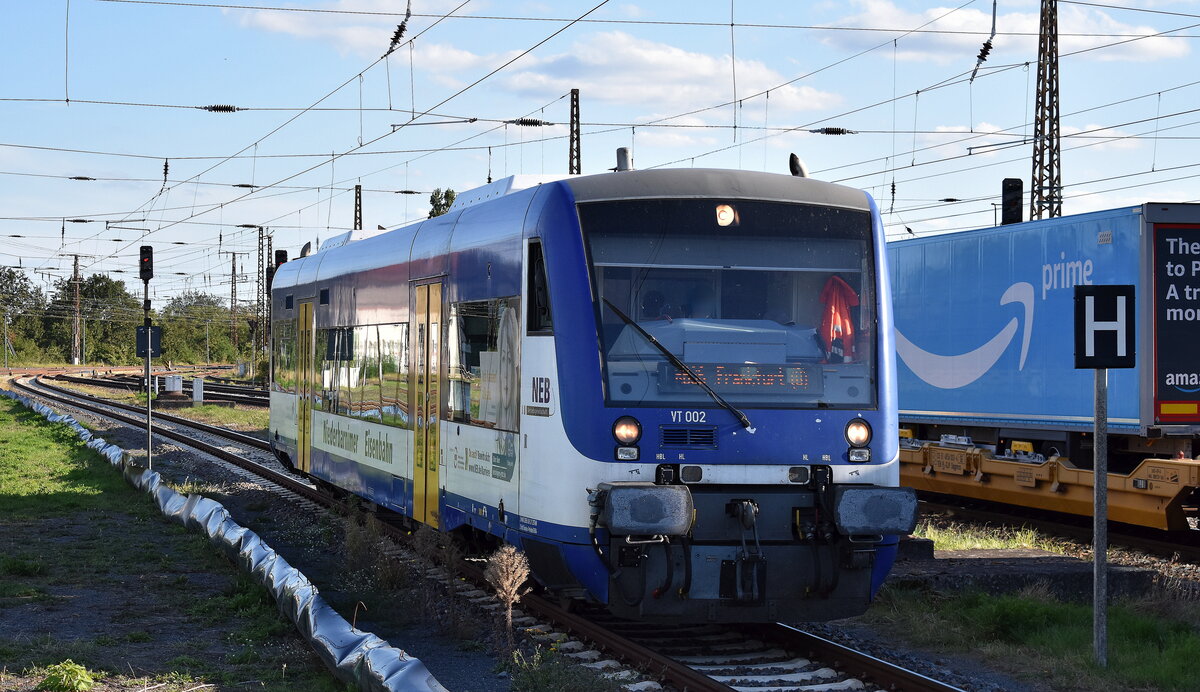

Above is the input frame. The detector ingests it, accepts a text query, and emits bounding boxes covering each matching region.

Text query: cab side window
[527,242,553,334]
[447,297,521,431]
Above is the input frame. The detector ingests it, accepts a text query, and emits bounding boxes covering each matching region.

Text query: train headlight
[613,416,642,445]
[715,204,739,227]
[845,419,872,447]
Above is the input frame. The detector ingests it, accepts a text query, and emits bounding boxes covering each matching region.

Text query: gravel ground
[21,382,1190,692]
[5,385,513,692]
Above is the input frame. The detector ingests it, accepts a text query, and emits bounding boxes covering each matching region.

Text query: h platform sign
[1074,285,1135,370]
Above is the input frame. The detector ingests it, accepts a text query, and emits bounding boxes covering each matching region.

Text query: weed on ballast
[913,517,1067,552]
[485,544,531,653]
[35,660,95,692]
[505,647,624,692]
[168,476,225,496]
[342,514,384,571]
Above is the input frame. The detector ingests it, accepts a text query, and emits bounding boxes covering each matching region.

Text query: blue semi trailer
[889,202,1200,473]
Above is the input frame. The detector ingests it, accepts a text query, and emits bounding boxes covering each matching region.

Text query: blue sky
[3,0,1197,302]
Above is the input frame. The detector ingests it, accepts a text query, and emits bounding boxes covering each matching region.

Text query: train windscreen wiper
[602,298,755,433]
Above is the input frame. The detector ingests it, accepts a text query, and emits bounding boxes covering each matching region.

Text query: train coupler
[727,499,766,602]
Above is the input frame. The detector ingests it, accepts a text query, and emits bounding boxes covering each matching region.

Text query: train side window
[315,328,332,412]
[349,326,382,423]
[379,323,409,429]
[447,297,521,431]
[527,242,553,334]
[272,319,297,394]
[319,288,330,305]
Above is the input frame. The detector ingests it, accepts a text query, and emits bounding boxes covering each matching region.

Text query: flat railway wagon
[268,166,917,623]
[890,203,1200,530]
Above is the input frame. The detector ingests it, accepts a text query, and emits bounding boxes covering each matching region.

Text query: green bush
[37,660,95,692]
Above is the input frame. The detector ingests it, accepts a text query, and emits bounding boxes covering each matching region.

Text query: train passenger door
[296,300,315,474]
[412,282,442,528]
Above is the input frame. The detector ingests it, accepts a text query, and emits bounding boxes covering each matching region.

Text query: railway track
[12,376,964,692]
[50,372,269,406]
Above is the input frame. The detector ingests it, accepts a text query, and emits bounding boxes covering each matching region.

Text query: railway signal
[139,245,154,281]
[138,245,158,470]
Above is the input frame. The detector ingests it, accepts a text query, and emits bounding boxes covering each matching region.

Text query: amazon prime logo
[1166,372,1200,394]
[895,282,1035,390]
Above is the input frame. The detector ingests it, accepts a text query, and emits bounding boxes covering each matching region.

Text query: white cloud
[618,4,645,19]
[597,113,717,150]
[500,31,841,116]
[822,0,1188,65]
[1063,124,1142,151]
[233,0,476,58]
[917,121,1021,158]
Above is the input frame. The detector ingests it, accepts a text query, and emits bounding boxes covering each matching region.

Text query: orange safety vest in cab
[819,275,858,363]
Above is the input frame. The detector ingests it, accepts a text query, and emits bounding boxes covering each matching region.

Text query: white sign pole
[1093,367,1108,668]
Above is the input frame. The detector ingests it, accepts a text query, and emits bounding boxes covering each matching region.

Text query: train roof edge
[892,202,1200,246]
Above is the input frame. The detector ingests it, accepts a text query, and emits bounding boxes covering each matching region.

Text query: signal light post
[139,246,154,470]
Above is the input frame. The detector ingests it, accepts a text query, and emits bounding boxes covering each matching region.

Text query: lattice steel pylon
[256,227,268,355]
[569,88,581,175]
[1030,0,1062,220]
[71,254,81,365]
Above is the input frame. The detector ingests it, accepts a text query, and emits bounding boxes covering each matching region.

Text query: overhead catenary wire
[647,17,1200,171]
[69,0,473,269]
[91,1,609,263]
[93,0,1200,34]
[9,0,1195,301]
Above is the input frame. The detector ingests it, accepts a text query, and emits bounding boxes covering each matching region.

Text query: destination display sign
[1153,223,1200,423]
[658,362,822,395]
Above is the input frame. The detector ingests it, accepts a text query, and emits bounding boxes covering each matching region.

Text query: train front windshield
[580,199,877,409]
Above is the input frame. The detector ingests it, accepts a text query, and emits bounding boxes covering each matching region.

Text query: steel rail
[12,376,962,692]
[11,378,324,508]
[105,373,267,395]
[34,377,270,450]
[52,373,268,406]
[512,589,735,692]
[758,623,967,692]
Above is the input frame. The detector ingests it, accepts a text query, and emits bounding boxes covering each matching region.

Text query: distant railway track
[13,376,963,692]
[50,372,269,406]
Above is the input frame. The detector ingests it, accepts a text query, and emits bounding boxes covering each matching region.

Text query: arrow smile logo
[895,282,1035,390]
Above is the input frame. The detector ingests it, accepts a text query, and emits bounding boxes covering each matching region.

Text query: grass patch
[187,573,289,647]
[2,555,47,576]
[0,582,46,599]
[862,583,1200,691]
[0,398,155,519]
[0,395,343,692]
[913,517,1066,552]
[182,404,268,431]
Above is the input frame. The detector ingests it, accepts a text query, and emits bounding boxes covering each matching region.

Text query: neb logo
[531,377,552,404]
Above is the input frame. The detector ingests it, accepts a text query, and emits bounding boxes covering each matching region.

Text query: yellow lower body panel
[899,444,1200,531]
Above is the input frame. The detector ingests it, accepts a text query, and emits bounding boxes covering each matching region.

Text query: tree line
[1,267,258,367]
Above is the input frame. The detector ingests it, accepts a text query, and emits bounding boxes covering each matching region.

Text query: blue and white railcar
[269,167,916,623]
